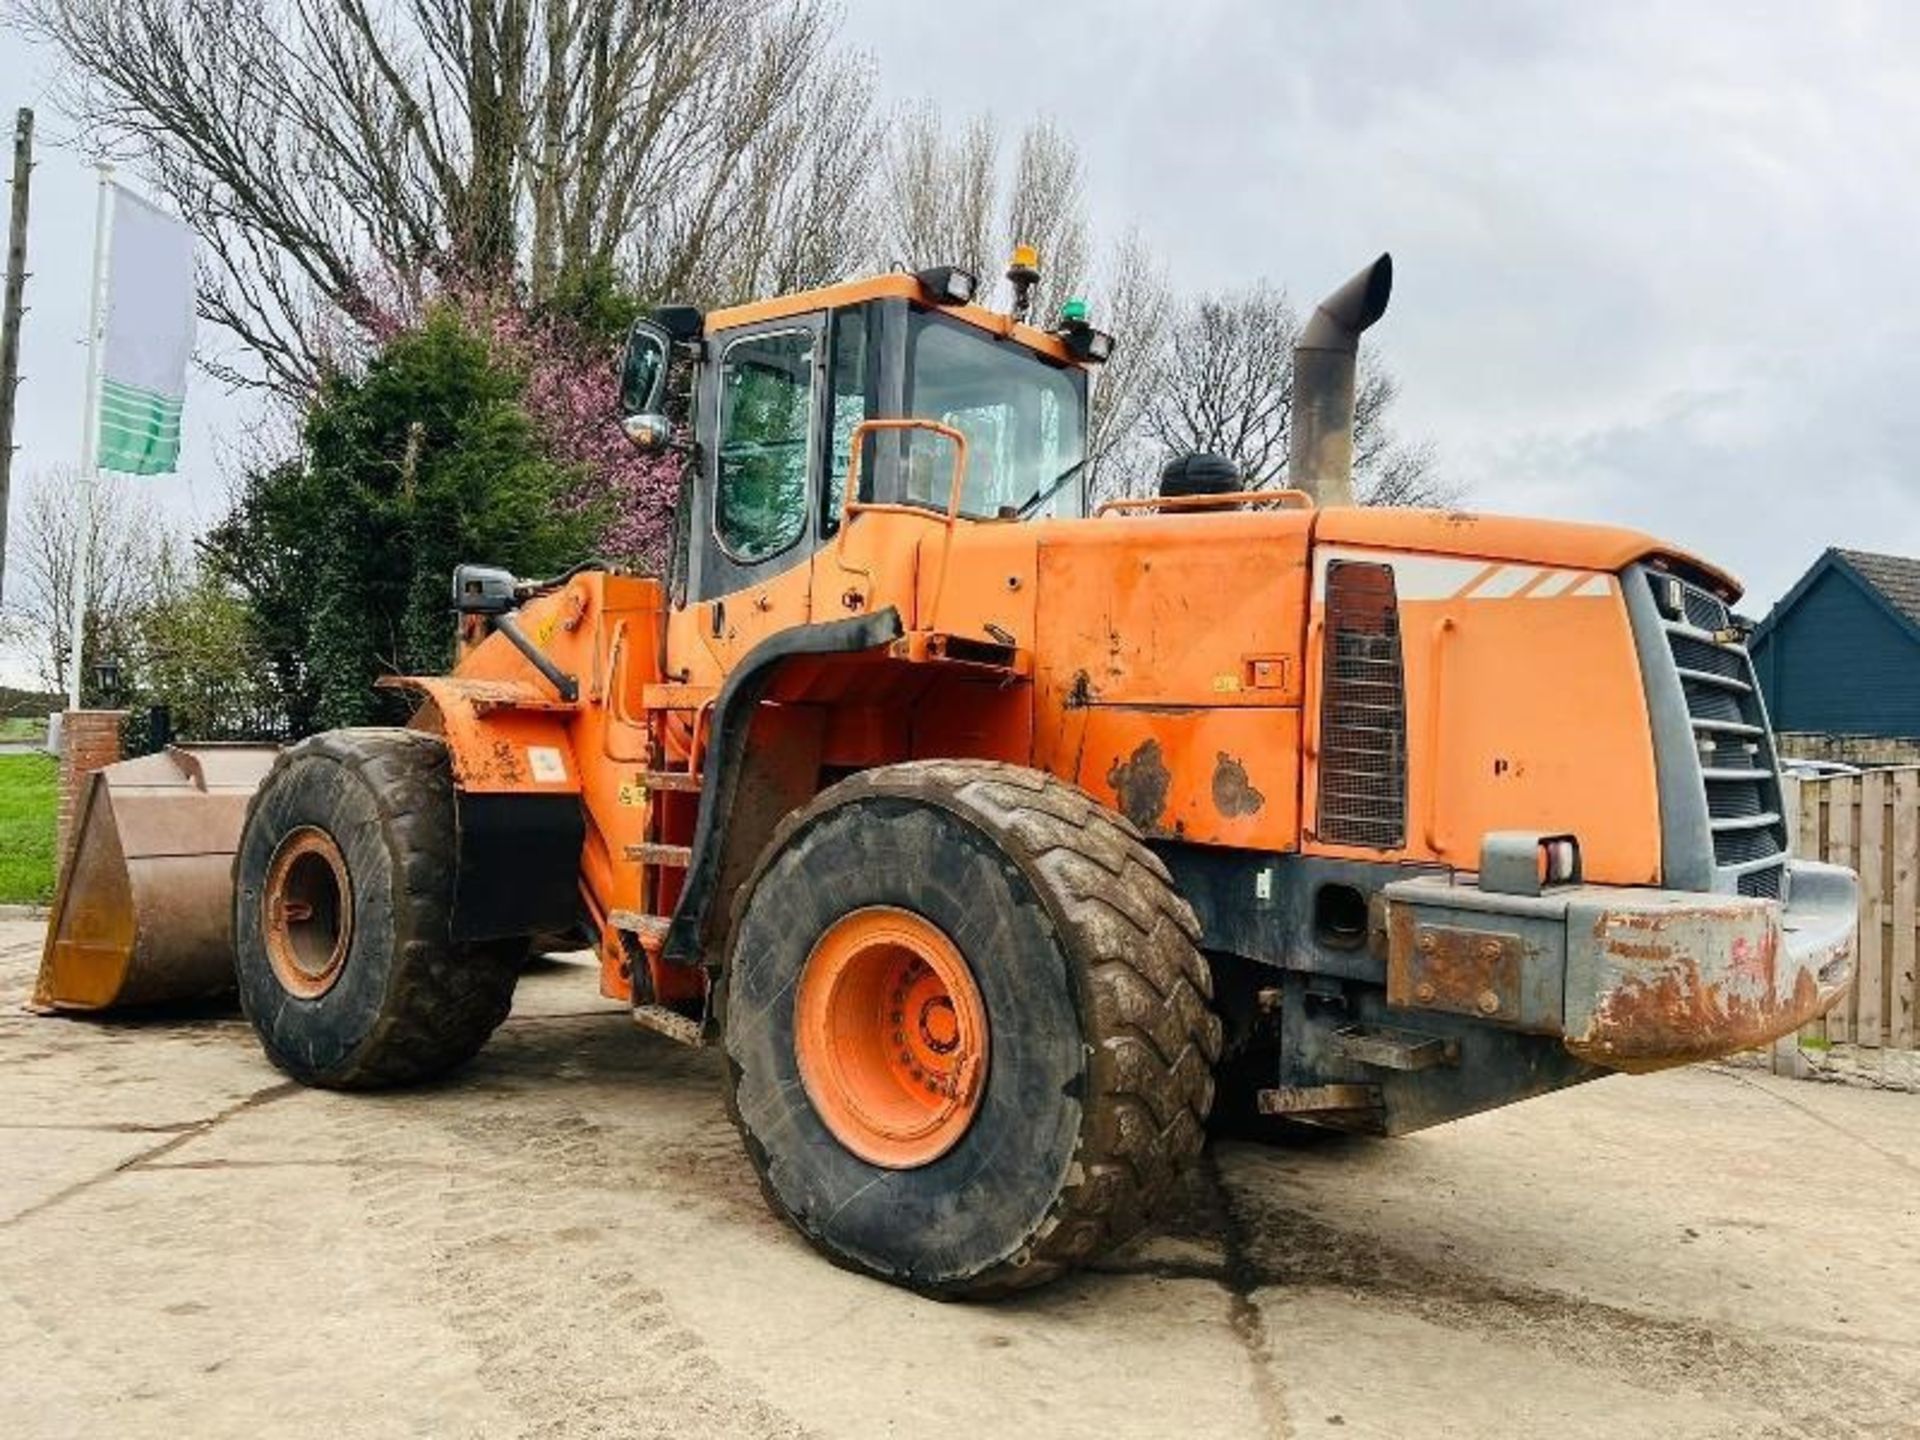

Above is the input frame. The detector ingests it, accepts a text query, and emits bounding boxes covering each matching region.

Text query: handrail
[1423,616,1457,855]
[600,620,651,763]
[840,417,971,529]
[1094,488,1315,518]
[1302,616,1325,763]
[1302,614,1325,836]
[839,417,971,632]
[687,697,717,776]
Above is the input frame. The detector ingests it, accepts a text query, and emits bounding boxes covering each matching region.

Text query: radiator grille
[1316,561,1407,848]
[1682,587,1729,632]
[1648,572,1788,898]
[1669,633,1744,680]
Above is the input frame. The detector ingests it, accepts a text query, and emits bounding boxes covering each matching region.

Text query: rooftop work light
[914,265,978,306]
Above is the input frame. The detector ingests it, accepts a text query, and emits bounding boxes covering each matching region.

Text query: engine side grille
[1668,633,1744,680]
[1647,572,1788,897]
[1682,587,1729,632]
[1316,560,1407,849]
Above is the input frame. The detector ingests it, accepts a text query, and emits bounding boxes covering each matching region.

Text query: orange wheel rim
[263,827,353,999]
[794,906,989,1169]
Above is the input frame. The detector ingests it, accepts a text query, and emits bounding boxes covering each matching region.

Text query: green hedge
[0,687,61,720]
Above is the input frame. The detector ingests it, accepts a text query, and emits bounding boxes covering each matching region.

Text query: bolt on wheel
[793,906,989,1169]
[263,826,353,999]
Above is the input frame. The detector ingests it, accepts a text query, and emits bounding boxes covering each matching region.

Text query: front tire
[232,728,522,1089]
[723,761,1221,1297]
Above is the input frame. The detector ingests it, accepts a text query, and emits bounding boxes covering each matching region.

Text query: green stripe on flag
[97,378,185,474]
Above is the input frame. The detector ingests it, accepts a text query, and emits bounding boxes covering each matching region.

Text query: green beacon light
[1054,297,1113,364]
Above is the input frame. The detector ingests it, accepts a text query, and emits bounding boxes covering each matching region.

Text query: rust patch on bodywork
[1106,738,1171,833]
[487,738,526,785]
[1570,959,1824,1073]
[1211,751,1265,817]
[1389,921,1526,1026]
[1568,904,1852,1073]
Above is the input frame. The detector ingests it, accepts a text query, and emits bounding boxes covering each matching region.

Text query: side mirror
[451,563,518,616]
[619,317,674,453]
[620,413,672,451]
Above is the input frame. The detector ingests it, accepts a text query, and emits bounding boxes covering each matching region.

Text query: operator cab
[620,263,1108,604]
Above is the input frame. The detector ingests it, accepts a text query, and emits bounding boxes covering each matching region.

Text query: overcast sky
[4,2,1919,683]
[838,0,1920,611]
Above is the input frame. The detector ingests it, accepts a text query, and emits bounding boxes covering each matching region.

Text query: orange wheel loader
[35,253,1857,1297]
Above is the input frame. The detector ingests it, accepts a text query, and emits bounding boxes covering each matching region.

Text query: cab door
[688,314,826,668]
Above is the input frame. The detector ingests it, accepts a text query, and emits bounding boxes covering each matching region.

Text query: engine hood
[1312,508,1742,601]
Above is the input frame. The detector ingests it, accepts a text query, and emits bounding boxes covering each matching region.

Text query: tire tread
[728,758,1221,1297]
[237,728,520,1090]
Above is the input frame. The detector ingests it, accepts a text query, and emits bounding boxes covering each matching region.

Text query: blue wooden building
[1750,548,1920,743]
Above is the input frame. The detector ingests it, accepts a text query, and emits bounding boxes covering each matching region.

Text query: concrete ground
[2,917,1916,1440]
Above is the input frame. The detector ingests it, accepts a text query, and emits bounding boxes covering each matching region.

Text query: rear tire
[232,728,522,1089]
[723,760,1221,1297]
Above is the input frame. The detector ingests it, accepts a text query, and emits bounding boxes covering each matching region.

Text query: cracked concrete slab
[2,919,1917,1439]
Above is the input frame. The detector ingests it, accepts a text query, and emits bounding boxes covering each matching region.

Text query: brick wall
[57,710,128,869]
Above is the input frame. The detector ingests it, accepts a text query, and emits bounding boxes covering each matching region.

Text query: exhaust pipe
[1288,253,1393,507]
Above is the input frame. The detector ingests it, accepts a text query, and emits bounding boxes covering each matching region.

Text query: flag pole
[67,162,111,710]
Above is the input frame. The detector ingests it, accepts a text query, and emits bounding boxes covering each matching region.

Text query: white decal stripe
[1313,547,1486,601]
[1312,548,1618,603]
[1471,566,1537,599]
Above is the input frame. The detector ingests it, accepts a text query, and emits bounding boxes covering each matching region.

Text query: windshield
[903,311,1087,519]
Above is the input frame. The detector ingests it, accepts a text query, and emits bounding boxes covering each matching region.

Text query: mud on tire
[232,728,522,1090]
[723,760,1222,1297]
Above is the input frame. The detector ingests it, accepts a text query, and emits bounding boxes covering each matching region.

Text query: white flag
[97,186,196,475]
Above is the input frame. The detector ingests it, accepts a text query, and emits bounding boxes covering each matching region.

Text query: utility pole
[0,107,33,604]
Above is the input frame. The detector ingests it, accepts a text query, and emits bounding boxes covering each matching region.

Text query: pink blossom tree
[357,274,682,573]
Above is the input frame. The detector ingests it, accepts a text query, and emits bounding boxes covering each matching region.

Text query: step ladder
[611,707,710,1045]
[608,909,707,1046]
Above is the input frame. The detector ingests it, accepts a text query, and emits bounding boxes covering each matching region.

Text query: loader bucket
[32,744,279,1012]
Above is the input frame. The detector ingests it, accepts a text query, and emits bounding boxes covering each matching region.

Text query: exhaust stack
[1288,254,1393,507]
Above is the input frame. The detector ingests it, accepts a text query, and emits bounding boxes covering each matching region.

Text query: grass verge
[0,753,59,905]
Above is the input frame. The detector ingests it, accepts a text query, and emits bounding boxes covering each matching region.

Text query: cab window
[823,306,872,533]
[715,328,815,563]
[904,311,1086,519]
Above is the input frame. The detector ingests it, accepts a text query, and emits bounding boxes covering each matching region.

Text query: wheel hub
[794,906,988,1168]
[262,827,352,999]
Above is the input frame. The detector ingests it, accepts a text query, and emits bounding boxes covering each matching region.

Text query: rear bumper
[1381,860,1857,1073]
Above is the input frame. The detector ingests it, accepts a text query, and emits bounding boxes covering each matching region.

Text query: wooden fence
[1784,768,1920,1051]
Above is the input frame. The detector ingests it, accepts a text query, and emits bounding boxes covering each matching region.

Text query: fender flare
[661,607,906,967]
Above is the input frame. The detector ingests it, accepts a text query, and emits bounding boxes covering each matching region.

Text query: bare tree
[1084,227,1172,503]
[1002,116,1088,323]
[1138,283,1456,507]
[877,104,1089,320]
[881,103,997,284]
[711,58,885,299]
[1143,283,1297,486]
[1351,362,1450,507]
[0,469,177,696]
[18,0,881,390]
